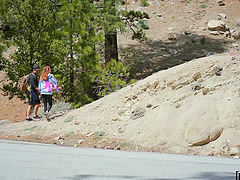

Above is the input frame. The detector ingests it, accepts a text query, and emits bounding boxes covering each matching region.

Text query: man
[26,64,41,121]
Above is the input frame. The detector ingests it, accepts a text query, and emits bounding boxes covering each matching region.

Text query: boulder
[208,20,228,31]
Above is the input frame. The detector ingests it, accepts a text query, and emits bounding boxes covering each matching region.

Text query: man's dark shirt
[28,73,38,92]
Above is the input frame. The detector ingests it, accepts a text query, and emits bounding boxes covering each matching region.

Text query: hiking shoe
[26,117,33,121]
[33,115,42,119]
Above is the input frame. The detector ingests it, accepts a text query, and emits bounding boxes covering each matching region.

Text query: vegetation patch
[64,116,74,123]
[65,131,75,137]
[94,131,105,138]
[24,126,37,131]
[115,142,127,148]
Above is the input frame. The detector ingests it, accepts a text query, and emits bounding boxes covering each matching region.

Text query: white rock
[208,20,227,31]
[230,148,239,156]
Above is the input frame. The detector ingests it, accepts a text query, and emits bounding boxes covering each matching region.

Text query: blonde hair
[40,66,51,82]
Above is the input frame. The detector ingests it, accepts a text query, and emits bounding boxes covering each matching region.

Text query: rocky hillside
[1,52,240,157]
[0,0,240,157]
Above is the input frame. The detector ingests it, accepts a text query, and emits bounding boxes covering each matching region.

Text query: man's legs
[26,105,33,119]
[33,104,40,117]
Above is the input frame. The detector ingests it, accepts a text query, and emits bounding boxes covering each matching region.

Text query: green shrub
[94,131,105,138]
[65,131,74,137]
[137,20,149,30]
[24,126,37,131]
[64,116,74,123]
[94,60,135,97]
[140,0,149,7]
[38,101,71,117]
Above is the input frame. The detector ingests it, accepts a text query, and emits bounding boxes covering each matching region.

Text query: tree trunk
[105,32,118,65]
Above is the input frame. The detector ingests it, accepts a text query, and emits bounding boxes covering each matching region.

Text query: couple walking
[26,65,60,121]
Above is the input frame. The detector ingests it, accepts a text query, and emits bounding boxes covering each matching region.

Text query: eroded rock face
[186,124,223,146]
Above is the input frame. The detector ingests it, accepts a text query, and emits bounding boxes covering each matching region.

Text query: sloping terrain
[1,52,240,157]
[0,0,240,157]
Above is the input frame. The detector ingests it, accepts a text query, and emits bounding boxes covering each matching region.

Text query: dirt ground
[1,0,240,156]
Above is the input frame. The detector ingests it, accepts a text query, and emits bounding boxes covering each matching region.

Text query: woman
[38,66,60,118]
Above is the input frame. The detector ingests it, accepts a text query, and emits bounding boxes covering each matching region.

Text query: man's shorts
[27,90,40,105]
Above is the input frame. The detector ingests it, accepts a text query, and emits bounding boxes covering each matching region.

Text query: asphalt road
[0,139,239,180]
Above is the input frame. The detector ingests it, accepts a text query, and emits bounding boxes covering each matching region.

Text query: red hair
[40,66,51,81]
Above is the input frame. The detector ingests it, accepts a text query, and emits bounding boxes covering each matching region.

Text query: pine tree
[0,0,60,97]
[56,0,104,106]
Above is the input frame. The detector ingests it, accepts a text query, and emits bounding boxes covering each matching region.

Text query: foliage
[120,10,149,42]
[65,131,74,137]
[38,101,71,117]
[0,0,142,108]
[119,47,142,77]
[54,0,104,106]
[94,131,105,138]
[1,0,60,98]
[24,126,37,131]
[137,20,149,30]
[140,0,149,7]
[93,59,135,97]
[64,116,74,123]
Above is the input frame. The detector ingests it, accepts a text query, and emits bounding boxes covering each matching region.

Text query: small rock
[230,148,239,156]
[192,82,202,91]
[105,146,114,150]
[116,146,121,150]
[74,121,80,125]
[232,31,240,40]
[208,20,227,31]
[193,72,202,81]
[214,66,223,76]
[112,118,121,121]
[175,103,181,108]
[0,119,11,125]
[217,13,226,20]
[207,51,216,56]
[168,49,178,55]
[78,139,84,144]
[86,132,95,137]
[210,31,220,36]
[231,43,239,51]
[55,136,65,141]
[202,88,210,95]
[146,104,152,108]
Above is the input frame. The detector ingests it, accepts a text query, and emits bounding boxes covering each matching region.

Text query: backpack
[17,73,35,92]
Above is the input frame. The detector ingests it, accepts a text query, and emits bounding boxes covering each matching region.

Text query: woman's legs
[42,94,53,113]
[42,95,48,113]
[47,95,53,112]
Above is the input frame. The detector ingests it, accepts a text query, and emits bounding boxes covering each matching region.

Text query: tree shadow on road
[65,171,235,179]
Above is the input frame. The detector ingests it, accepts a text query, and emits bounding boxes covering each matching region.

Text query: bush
[140,0,149,7]
[38,101,71,117]
[94,59,135,97]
